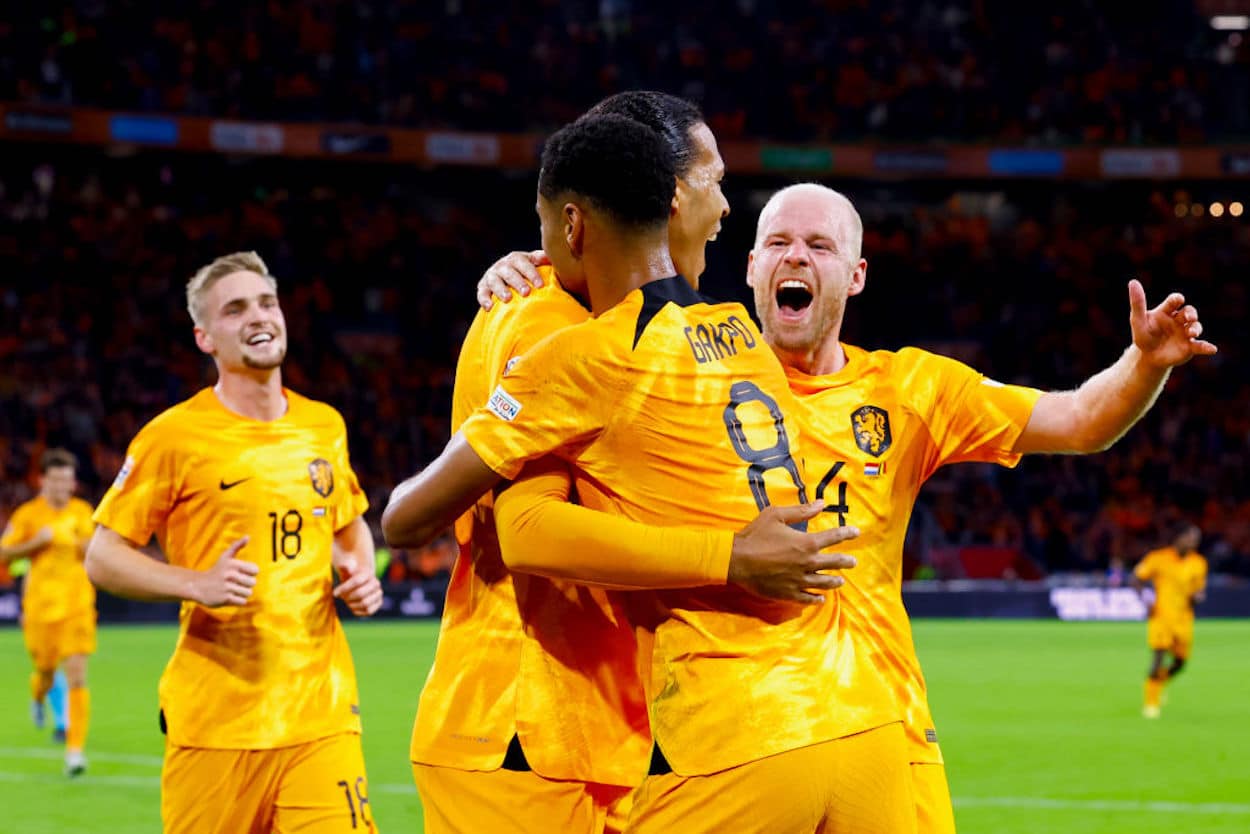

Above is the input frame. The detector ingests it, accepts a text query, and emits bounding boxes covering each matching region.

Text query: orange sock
[67,687,90,752]
[1144,677,1165,708]
[30,671,53,703]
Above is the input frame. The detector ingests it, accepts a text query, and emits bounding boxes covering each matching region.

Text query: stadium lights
[1191,203,1206,217]
[1211,15,1250,30]
[1232,202,1245,217]
[1211,202,1225,217]
[1174,203,1189,218]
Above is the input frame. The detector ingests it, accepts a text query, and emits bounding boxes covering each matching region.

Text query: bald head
[754,184,863,260]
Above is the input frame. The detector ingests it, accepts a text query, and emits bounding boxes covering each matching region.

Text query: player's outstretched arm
[86,526,257,607]
[1014,280,1217,455]
[332,516,384,616]
[476,250,548,311]
[495,459,858,604]
[381,432,502,549]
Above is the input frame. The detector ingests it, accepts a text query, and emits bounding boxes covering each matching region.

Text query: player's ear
[193,326,215,355]
[564,203,585,260]
[746,249,757,288]
[671,175,683,219]
[847,258,868,298]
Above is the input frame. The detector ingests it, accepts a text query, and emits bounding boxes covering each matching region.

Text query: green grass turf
[1,619,1247,833]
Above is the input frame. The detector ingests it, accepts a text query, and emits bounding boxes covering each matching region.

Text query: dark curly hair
[538,113,676,231]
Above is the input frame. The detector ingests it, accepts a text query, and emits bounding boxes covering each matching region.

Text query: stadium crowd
[1,147,1246,582]
[2,0,1248,143]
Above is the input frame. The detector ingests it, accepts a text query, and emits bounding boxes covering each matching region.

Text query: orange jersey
[461,277,898,777]
[1,495,95,623]
[92,388,368,749]
[412,267,652,785]
[787,344,1042,764]
[1135,547,1207,622]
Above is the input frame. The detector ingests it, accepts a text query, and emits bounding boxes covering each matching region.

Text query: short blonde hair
[186,251,277,327]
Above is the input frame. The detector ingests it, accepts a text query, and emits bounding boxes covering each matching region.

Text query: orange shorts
[1147,616,1194,659]
[627,721,915,834]
[23,611,96,671]
[910,762,956,834]
[413,763,632,834]
[162,733,377,834]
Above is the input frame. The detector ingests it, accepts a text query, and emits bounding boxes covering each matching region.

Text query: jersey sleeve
[1133,552,1157,581]
[494,459,734,589]
[329,413,369,532]
[460,326,609,480]
[0,504,31,547]
[1193,557,1209,594]
[92,423,182,545]
[911,349,1043,468]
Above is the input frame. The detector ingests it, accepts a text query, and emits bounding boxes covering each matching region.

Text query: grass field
[1,619,1247,833]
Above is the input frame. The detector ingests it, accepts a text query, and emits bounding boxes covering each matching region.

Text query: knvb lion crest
[851,405,892,457]
[308,458,335,498]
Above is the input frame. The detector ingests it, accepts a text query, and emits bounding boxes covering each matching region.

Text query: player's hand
[193,538,258,607]
[1128,279,1217,369]
[333,559,384,617]
[728,502,859,605]
[31,526,54,548]
[477,250,549,311]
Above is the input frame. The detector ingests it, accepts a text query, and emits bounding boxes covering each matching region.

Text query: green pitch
[1,619,1247,833]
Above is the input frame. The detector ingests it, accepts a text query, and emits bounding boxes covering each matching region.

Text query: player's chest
[794,394,922,527]
[178,429,341,514]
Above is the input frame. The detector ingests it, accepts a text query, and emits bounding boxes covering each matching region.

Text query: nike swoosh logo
[219,478,252,491]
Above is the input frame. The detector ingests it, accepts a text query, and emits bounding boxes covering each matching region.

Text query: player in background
[386,115,913,833]
[0,448,96,775]
[48,670,70,743]
[479,182,1215,833]
[1133,523,1208,718]
[6,560,71,742]
[408,92,854,834]
[85,252,384,834]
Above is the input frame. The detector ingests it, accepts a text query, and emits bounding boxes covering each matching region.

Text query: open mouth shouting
[775,278,814,324]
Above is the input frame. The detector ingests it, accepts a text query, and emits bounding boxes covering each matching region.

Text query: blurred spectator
[1,1,1247,143]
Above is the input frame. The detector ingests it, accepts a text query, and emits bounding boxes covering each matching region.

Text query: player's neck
[213,369,288,421]
[771,334,848,377]
[41,493,69,510]
[584,239,677,314]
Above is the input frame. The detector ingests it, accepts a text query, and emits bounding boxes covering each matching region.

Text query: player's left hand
[1128,279,1218,368]
[477,250,549,311]
[333,559,384,616]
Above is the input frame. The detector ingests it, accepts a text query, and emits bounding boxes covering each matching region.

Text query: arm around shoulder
[381,433,503,549]
[493,460,733,589]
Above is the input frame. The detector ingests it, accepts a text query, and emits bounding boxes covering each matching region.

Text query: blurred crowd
[1,146,1247,582]
[3,0,1249,144]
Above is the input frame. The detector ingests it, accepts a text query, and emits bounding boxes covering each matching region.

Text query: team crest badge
[851,405,892,457]
[308,458,335,497]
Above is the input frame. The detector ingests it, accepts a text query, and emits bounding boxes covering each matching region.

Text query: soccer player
[407,94,854,834]
[85,252,384,834]
[1133,523,1208,718]
[386,115,913,833]
[0,448,96,775]
[481,182,1216,833]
